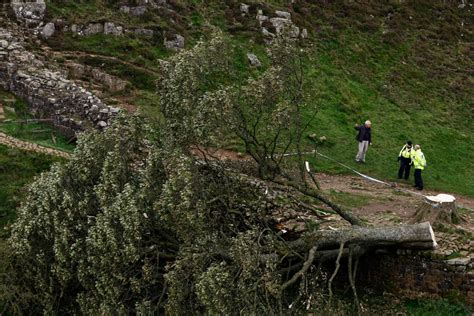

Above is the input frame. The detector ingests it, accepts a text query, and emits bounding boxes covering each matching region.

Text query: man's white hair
[365,120,371,125]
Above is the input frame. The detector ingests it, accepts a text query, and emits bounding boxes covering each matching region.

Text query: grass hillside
[0,146,61,238]
[43,0,473,196]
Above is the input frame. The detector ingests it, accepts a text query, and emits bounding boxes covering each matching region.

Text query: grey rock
[269,17,291,34]
[256,13,268,25]
[240,3,249,15]
[119,5,130,14]
[10,1,46,27]
[247,53,261,67]
[40,22,55,40]
[104,22,123,36]
[301,28,308,38]
[133,28,154,37]
[164,34,185,50]
[261,27,275,38]
[97,120,107,128]
[275,10,291,20]
[446,257,471,266]
[130,6,147,16]
[83,23,103,36]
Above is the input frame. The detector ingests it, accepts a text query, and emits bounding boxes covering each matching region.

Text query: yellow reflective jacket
[399,144,412,158]
[412,149,426,170]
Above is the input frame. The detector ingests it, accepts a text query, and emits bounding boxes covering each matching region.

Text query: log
[289,222,437,253]
[412,194,460,225]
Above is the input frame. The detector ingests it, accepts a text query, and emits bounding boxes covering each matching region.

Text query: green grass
[327,189,376,208]
[42,1,474,197]
[298,18,473,196]
[0,145,61,238]
[405,299,470,316]
[0,90,75,152]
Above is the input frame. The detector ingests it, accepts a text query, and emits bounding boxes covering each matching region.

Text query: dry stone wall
[0,27,119,138]
[355,252,474,305]
[9,0,46,27]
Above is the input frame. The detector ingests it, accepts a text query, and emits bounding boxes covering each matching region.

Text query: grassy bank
[0,145,61,238]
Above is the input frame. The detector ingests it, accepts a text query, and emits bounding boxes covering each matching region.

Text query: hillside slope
[15,0,474,195]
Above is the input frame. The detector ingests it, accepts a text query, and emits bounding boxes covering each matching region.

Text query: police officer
[397,140,413,180]
[412,144,427,190]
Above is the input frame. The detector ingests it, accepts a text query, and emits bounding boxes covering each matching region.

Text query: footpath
[0,131,71,159]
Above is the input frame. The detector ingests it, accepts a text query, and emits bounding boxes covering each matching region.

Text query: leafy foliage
[2,30,334,311]
[2,110,312,314]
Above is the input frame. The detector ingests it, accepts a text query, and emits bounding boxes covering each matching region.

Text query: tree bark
[412,194,460,225]
[289,222,437,253]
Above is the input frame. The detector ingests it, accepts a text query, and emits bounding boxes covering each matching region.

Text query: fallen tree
[0,115,439,315]
[291,222,437,252]
[1,33,439,315]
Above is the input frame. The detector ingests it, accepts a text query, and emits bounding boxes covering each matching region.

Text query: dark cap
[407,140,412,146]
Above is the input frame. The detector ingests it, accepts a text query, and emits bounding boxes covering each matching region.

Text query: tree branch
[281,246,318,291]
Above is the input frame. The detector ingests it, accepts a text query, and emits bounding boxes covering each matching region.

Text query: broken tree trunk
[412,194,461,225]
[289,222,437,254]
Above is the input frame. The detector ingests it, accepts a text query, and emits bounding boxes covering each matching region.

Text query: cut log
[289,222,437,253]
[412,194,460,225]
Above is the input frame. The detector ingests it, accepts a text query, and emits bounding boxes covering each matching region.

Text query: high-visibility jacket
[412,149,426,170]
[399,144,412,159]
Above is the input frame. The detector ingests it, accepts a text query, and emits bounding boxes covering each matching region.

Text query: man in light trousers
[355,120,372,163]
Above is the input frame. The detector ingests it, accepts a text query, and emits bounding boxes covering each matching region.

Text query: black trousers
[414,169,423,190]
[398,157,411,180]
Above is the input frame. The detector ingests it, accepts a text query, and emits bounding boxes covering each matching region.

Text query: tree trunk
[412,194,460,225]
[289,222,437,253]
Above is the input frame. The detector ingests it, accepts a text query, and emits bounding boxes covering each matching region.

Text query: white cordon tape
[277,149,426,198]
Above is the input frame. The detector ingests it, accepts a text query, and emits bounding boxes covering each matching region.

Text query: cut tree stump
[412,194,461,225]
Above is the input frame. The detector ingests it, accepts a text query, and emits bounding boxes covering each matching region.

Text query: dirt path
[0,102,4,122]
[51,50,160,77]
[0,132,71,159]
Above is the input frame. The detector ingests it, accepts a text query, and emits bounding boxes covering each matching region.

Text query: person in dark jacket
[397,140,413,180]
[355,120,372,163]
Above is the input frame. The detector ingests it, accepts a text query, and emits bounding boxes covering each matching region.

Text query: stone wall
[9,0,46,27]
[355,251,474,305]
[0,27,118,138]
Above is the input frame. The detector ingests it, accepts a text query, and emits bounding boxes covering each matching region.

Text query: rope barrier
[277,149,426,198]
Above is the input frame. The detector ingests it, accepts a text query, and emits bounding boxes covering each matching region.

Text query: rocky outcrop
[164,34,185,50]
[0,28,119,138]
[104,22,124,36]
[10,0,46,27]
[253,7,307,43]
[120,5,147,16]
[64,22,154,38]
[67,63,128,93]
